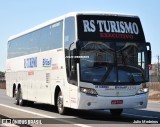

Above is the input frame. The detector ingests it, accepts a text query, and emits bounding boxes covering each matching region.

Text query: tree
[0,71,5,77]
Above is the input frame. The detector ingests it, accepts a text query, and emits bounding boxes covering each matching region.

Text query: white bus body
[6,12,151,115]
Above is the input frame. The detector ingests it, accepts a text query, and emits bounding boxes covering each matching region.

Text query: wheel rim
[15,89,19,104]
[19,89,23,104]
[57,92,63,113]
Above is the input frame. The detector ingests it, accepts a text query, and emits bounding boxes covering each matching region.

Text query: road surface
[0,89,160,127]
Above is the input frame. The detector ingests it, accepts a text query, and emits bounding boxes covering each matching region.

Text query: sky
[0,0,160,71]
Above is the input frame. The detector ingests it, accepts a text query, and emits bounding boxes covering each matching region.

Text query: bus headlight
[80,87,98,96]
[137,88,149,94]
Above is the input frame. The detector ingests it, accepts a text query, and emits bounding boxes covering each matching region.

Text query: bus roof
[8,12,139,41]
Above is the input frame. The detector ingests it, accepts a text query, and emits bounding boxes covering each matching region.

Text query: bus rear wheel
[57,91,66,115]
[17,88,26,106]
[110,109,123,116]
[14,89,19,105]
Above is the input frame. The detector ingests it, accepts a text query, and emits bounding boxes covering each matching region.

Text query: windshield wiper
[100,66,113,84]
[128,74,135,83]
[120,51,127,65]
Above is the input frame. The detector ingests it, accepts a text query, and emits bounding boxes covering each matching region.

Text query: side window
[64,17,77,85]
[30,31,40,53]
[8,37,27,58]
[8,20,63,58]
[64,17,75,48]
[39,26,51,52]
[23,33,32,55]
[51,21,63,49]
[8,40,15,58]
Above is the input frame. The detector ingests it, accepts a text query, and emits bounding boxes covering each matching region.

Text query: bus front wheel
[110,109,123,116]
[57,91,66,115]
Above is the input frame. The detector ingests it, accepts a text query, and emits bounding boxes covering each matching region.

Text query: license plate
[111,100,123,104]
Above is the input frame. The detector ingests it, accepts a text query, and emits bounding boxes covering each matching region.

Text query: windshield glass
[79,41,148,85]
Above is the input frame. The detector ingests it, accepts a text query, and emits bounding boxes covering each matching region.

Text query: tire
[14,89,19,105]
[110,109,123,116]
[18,88,26,106]
[57,91,66,115]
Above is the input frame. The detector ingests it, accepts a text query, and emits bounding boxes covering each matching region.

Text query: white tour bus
[6,12,151,115]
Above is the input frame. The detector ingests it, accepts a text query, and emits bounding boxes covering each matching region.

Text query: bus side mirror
[146,42,151,65]
[147,50,151,65]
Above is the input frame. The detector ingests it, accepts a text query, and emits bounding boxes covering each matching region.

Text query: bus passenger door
[69,56,78,108]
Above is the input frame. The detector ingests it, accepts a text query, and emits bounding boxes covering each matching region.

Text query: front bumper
[77,93,148,110]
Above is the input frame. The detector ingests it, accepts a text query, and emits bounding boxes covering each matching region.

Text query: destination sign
[77,15,145,42]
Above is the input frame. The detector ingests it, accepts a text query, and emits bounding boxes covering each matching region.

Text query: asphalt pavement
[0,89,160,127]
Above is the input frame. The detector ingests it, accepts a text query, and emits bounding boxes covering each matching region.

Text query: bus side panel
[6,49,69,106]
[5,72,13,97]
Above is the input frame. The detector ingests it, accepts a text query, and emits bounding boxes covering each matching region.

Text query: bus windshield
[79,41,148,85]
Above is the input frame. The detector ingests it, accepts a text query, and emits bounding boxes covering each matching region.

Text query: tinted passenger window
[64,17,75,48]
[8,20,63,58]
[64,17,77,85]
[51,22,63,49]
